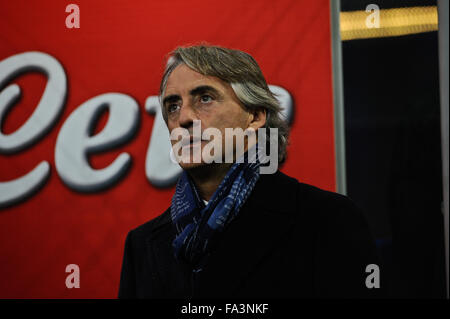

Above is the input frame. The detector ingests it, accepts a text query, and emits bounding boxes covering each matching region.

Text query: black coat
[118,171,383,298]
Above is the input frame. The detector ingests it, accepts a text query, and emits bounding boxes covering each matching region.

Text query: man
[118,45,382,298]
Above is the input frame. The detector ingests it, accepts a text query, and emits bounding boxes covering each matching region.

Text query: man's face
[162,64,253,170]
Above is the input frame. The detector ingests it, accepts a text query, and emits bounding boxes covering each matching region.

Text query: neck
[186,163,232,201]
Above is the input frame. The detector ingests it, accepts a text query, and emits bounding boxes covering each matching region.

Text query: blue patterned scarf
[170,146,262,270]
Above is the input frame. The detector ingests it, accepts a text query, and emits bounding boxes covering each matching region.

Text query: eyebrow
[162,94,180,108]
[189,85,221,98]
[162,85,222,107]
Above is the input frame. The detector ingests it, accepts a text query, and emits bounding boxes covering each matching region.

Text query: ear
[247,108,267,130]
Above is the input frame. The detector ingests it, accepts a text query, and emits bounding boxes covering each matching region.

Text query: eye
[199,94,213,103]
[167,103,180,114]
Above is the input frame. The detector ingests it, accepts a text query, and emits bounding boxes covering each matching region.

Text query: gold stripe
[340,6,438,41]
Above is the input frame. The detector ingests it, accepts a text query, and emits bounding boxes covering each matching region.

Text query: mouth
[181,136,203,148]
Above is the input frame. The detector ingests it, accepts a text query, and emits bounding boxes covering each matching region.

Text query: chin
[176,142,214,170]
[178,161,208,171]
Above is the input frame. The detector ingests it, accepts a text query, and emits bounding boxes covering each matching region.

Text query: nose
[178,102,197,129]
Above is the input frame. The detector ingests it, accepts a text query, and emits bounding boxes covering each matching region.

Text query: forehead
[164,64,230,96]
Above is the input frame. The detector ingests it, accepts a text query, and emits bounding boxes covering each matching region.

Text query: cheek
[214,107,245,128]
[167,119,179,133]
[200,102,249,136]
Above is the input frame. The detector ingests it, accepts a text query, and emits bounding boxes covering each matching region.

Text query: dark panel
[342,31,446,297]
[341,0,436,12]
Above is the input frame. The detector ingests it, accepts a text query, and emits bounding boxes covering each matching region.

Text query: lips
[181,136,203,147]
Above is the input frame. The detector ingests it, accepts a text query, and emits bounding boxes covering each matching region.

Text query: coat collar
[146,170,299,297]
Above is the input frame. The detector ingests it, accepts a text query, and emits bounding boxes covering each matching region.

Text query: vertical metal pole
[437,0,449,299]
[330,0,347,195]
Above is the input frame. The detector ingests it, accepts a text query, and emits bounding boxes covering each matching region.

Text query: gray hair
[159,45,289,163]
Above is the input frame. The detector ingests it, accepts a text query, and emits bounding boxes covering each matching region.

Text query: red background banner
[0,0,335,298]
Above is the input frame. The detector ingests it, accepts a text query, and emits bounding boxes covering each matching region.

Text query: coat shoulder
[128,207,172,240]
[272,171,370,236]
[297,180,358,211]
[272,170,358,214]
